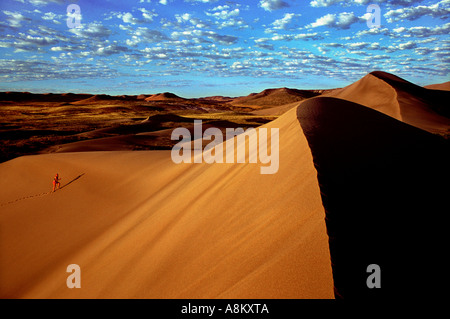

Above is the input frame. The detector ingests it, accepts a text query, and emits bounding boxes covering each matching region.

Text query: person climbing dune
[52,173,61,192]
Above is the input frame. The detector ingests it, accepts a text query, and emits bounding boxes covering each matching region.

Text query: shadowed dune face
[297,97,449,299]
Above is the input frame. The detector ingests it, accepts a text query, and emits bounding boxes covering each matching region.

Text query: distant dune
[0,71,448,299]
[145,92,185,102]
[0,91,187,105]
[231,87,319,108]
[197,96,235,103]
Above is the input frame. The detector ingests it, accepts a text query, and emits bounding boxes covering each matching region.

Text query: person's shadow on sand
[59,173,85,191]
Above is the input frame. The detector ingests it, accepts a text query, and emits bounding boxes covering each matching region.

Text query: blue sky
[0,0,449,97]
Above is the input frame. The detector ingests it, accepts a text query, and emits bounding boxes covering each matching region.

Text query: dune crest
[325,71,450,135]
[145,92,185,101]
[324,73,401,120]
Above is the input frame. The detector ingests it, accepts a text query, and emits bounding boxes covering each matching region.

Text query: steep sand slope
[298,97,448,299]
[0,106,334,298]
[325,72,450,135]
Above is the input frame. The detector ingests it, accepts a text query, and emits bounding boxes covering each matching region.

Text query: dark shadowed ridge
[297,96,448,299]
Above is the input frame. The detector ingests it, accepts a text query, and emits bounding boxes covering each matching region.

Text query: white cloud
[171,29,238,45]
[309,13,335,28]
[0,58,120,83]
[122,12,139,24]
[310,0,341,7]
[214,18,247,29]
[93,43,129,56]
[22,0,65,6]
[138,8,158,22]
[271,13,300,30]
[385,0,450,23]
[3,32,59,52]
[50,45,78,52]
[391,22,450,38]
[206,8,240,20]
[2,11,31,28]
[173,13,209,28]
[310,0,424,7]
[255,37,270,43]
[294,32,322,40]
[176,13,192,23]
[259,0,289,12]
[231,61,249,70]
[202,31,238,45]
[132,27,170,44]
[354,26,390,38]
[184,0,219,3]
[308,12,359,29]
[348,42,369,50]
[69,23,111,39]
[398,41,418,50]
[337,12,359,29]
[112,9,157,25]
[42,12,56,20]
[386,40,418,52]
[206,5,247,30]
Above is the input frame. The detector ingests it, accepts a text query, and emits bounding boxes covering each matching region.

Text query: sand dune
[0,106,334,298]
[325,71,450,135]
[197,96,235,103]
[1,71,448,299]
[231,87,318,109]
[145,92,185,102]
[425,81,450,91]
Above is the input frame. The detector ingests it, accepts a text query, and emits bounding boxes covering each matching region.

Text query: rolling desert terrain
[0,71,448,299]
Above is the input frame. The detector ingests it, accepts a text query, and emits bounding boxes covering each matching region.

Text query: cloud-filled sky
[0,0,449,97]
